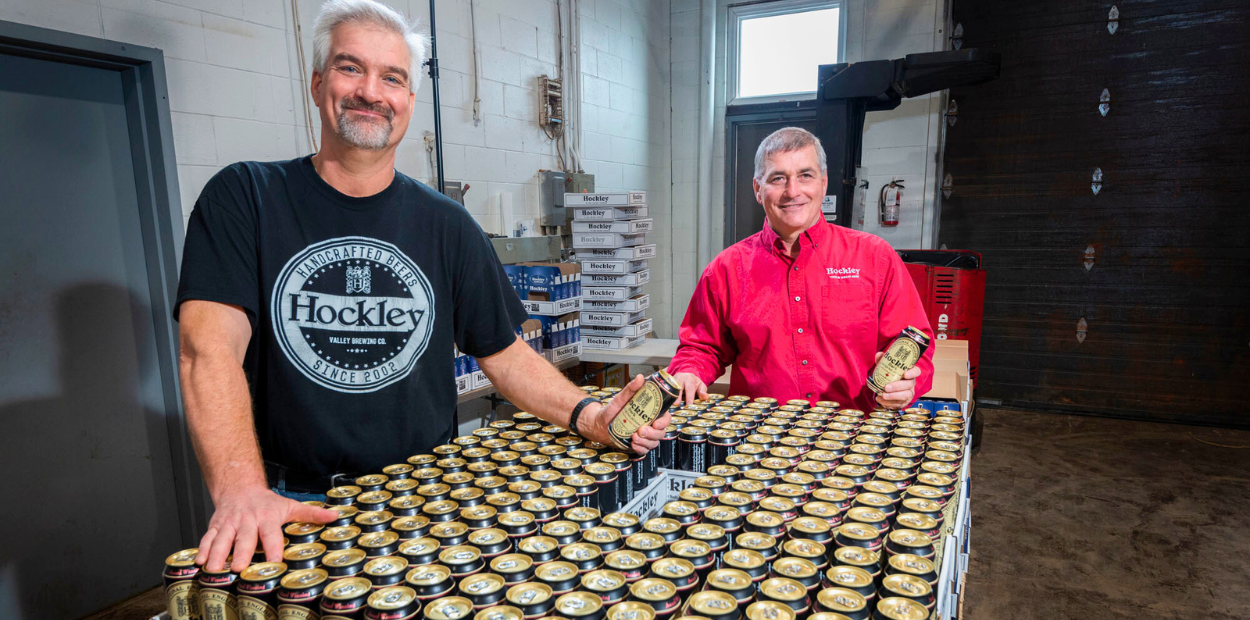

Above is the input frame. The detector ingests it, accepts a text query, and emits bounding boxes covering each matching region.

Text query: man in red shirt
[669,127,934,410]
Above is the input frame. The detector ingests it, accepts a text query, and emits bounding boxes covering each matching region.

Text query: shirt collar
[761,216,834,256]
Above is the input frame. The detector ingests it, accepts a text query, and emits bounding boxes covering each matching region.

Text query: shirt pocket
[820,280,875,344]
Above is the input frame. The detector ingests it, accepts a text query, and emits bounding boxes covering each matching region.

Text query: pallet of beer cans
[570,191,654,351]
[162,390,967,620]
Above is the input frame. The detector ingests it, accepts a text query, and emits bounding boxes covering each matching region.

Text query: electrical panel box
[443,181,465,206]
[566,172,595,195]
[540,171,567,226]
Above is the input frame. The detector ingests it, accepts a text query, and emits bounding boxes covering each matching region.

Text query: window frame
[727,0,847,106]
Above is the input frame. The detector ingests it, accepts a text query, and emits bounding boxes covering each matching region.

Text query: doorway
[724,101,817,247]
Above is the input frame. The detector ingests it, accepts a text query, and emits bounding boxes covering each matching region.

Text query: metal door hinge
[941,173,954,199]
[1084,245,1096,271]
[1099,89,1111,116]
[1108,6,1119,35]
[1076,318,1088,344]
[1091,168,1103,195]
[946,99,958,126]
[951,23,963,50]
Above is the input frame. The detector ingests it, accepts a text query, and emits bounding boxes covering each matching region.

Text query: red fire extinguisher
[879,180,903,227]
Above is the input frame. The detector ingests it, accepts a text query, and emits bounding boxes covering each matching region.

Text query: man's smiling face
[753,145,829,241]
[312,21,415,151]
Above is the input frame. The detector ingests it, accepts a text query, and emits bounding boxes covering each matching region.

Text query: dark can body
[608,370,682,452]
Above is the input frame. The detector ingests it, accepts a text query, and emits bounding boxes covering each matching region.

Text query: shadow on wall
[0,283,179,620]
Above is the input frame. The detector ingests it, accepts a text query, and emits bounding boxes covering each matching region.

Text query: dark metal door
[939,0,1250,427]
[0,52,184,618]
[725,105,817,246]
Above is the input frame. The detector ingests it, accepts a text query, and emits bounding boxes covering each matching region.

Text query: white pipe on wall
[695,0,716,271]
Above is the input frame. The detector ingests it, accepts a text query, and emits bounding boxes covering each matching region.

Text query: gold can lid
[358,531,399,549]
[507,582,552,606]
[841,454,875,467]
[491,553,533,574]
[470,528,508,546]
[584,462,616,476]
[782,538,824,559]
[746,511,783,529]
[462,505,499,521]
[536,561,579,583]
[651,558,694,580]
[522,497,558,514]
[322,550,365,570]
[894,513,938,532]
[364,556,409,577]
[670,539,712,559]
[165,548,199,568]
[392,515,430,532]
[887,554,935,576]
[476,476,508,489]
[812,488,848,504]
[284,522,325,537]
[416,467,445,480]
[561,543,601,562]
[722,548,765,571]
[357,474,389,487]
[603,512,639,528]
[662,501,699,518]
[901,497,942,514]
[735,531,777,551]
[585,527,622,545]
[686,523,726,541]
[802,502,838,519]
[327,485,362,499]
[566,506,602,522]
[679,487,713,503]
[461,572,506,596]
[836,523,879,541]
[544,520,580,537]
[772,557,817,581]
[544,485,576,499]
[705,506,742,522]
[759,578,806,602]
[368,586,417,610]
[887,529,932,548]
[605,550,646,570]
[743,469,775,483]
[824,566,872,589]
[518,535,559,554]
[816,587,866,613]
[726,454,756,467]
[500,511,536,528]
[875,596,929,620]
[625,532,665,550]
[408,454,438,466]
[419,483,452,496]
[280,568,328,589]
[606,601,656,620]
[440,545,482,565]
[556,591,605,617]
[600,452,629,465]
[445,471,477,484]
[327,504,359,518]
[390,496,426,512]
[405,563,451,586]
[719,492,754,507]
[862,480,899,495]
[426,597,475,620]
[746,601,796,620]
[486,492,521,508]
[357,510,395,526]
[790,516,829,536]
[706,568,752,591]
[642,518,681,535]
[688,591,739,616]
[832,546,878,567]
[398,537,439,556]
[284,542,327,562]
[383,463,415,476]
[321,526,362,543]
[240,562,287,582]
[582,569,626,592]
[323,577,372,601]
[630,578,676,602]
[917,472,953,487]
[509,479,543,494]
[387,479,421,493]
[907,486,944,500]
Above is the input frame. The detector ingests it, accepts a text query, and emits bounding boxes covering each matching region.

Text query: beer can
[605,550,649,583]
[630,453,652,499]
[781,537,828,572]
[716,492,755,515]
[537,561,583,596]
[884,554,936,589]
[603,512,641,536]
[679,487,715,512]
[462,505,500,531]
[561,542,604,574]
[417,483,452,503]
[544,520,583,547]
[487,492,522,514]
[833,523,882,553]
[327,486,363,506]
[624,532,668,564]
[492,451,523,469]
[733,532,778,563]
[867,327,930,395]
[326,504,360,528]
[821,567,875,603]
[677,427,709,473]
[770,557,821,593]
[756,578,809,616]
[508,582,555,619]
[358,491,394,512]
[730,479,767,504]
[544,485,580,510]
[439,545,485,578]
[703,568,754,607]
[800,502,842,532]
[658,426,680,470]
[356,475,389,493]
[365,586,422,620]
[606,601,656,620]
[668,539,714,581]
[744,511,786,540]
[648,558,697,594]
[743,601,794,620]
[832,547,880,581]
[583,569,630,607]
[584,463,619,514]
[566,474,600,510]
[870,597,927,620]
[500,512,539,549]
[285,543,328,571]
[519,535,563,565]
[363,556,410,589]
[460,573,509,611]
[893,514,940,541]
[237,562,288,620]
[451,488,486,508]
[566,506,604,531]
[642,518,684,545]
[914,473,954,499]
[469,527,513,560]
[681,591,739,620]
[814,588,867,620]
[477,476,510,496]
[523,455,553,471]
[429,522,471,548]
[196,564,236,620]
[661,502,700,530]
[707,431,739,468]
[555,591,607,620]
[523,497,561,524]
[322,549,368,580]
[358,531,401,558]
[628,578,681,618]
[416,467,446,484]
[883,531,934,562]
[278,568,329,620]
[600,453,633,507]
[320,577,373,619]
[720,548,767,584]
[608,370,682,452]
[407,455,437,469]
[424,597,473,620]
[390,495,427,517]
[585,526,624,553]
[397,538,440,567]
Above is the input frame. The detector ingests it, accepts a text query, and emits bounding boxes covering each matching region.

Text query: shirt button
[797,328,803,334]
[794,296,801,302]
[801,360,808,365]
[794,267,799,271]
[806,393,812,398]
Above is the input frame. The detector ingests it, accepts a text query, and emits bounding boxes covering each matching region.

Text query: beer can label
[201,589,241,620]
[167,581,202,620]
[869,337,922,393]
[277,604,317,620]
[608,382,664,449]
[237,596,279,620]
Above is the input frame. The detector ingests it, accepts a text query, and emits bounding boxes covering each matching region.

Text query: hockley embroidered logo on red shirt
[827,267,861,279]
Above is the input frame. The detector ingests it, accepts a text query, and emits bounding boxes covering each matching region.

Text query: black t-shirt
[175,156,527,478]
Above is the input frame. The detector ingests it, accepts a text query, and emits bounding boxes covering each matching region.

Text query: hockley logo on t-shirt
[826,267,861,280]
[271,236,435,392]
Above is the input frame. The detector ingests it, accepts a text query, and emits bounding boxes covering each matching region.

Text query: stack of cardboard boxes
[569,191,656,351]
[453,317,543,396]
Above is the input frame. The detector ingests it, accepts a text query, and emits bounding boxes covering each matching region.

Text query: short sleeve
[174,169,259,322]
[450,216,528,358]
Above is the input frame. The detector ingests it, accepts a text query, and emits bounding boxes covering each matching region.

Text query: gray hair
[313,0,430,93]
[753,127,828,181]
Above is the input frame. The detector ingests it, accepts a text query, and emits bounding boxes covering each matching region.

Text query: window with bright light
[730,1,844,102]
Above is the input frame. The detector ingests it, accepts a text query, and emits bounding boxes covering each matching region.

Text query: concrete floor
[88,408,1250,620]
[965,408,1250,620]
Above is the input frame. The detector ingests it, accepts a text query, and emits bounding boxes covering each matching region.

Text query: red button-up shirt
[669,219,934,410]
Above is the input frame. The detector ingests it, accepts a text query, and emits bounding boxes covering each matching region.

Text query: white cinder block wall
[669,0,948,329]
[0,0,672,336]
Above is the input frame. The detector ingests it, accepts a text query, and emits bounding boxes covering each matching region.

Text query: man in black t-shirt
[176,0,670,575]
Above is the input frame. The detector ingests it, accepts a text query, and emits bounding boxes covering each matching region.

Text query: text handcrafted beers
[867,326,930,395]
[607,369,683,452]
